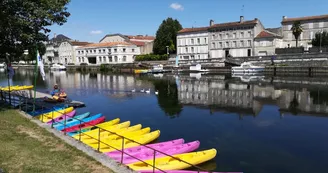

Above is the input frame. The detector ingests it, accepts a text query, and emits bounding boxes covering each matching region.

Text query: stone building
[44,34,71,64]
[254,30,283,56]
[58,41,90,64]
[281,14,328,49]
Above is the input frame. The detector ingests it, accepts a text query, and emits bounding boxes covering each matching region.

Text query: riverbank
[0,107,114,173]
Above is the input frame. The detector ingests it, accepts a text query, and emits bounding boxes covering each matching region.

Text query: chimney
[240,16,244,23]
[283,16,287,20]
[210,19,214,26]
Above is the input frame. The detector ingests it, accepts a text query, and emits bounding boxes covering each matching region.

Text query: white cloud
[90,30,103,35]
[170,3,184,11]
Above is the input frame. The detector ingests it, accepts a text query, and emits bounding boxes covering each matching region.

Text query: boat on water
[50,63,66,71]
[189,64,209,73]
[231,62,265,74]
[134,69,149,74]
[149,64,164,73]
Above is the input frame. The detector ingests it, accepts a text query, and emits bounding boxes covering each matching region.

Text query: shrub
[135,54,169,61]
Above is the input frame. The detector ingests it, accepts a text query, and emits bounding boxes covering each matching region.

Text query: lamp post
[320,29,323,53]
[166,46,169,55]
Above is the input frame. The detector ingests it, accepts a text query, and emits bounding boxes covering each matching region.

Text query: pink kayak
[46,110,76,124]
[116,141,200,164]
[139,171,243,173]
[106,138,184,158]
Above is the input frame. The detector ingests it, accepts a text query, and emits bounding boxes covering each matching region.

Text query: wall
[140,41,154,54]
[177,31,209,60]
[100,35,126,43]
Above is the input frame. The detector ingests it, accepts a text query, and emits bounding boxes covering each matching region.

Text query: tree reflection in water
[288,90,299,115]
[153,79,183,118]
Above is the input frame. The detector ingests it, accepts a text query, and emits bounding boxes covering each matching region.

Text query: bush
[135,54,169,61]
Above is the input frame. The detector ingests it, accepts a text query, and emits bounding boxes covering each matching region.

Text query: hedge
[135,54,168,61]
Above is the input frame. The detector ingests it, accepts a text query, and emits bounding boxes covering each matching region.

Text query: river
[1,69,328,173]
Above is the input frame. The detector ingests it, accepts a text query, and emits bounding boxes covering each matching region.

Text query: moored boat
[50,63,66,71]
[37,107,74,123]
[231,62,265,74]
[54,113,103,131]
[50,112,90,126]
[62,116,106,133]
[46,110,76,125]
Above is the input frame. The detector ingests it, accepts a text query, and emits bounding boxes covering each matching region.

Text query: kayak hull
[46,110,76,125]
[62,116,106,133]
[37,107,74,123]
[54,113,102,131]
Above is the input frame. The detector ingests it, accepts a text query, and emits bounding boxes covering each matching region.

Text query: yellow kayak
[0,85,33,91]
[86,127,151,147]
[74,121,130,140]
[127,149,217,171]
[37,107,74,123]
[98,130,160,153]
[81,124,143,144]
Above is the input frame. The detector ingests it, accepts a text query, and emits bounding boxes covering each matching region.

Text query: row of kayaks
[0,85,33,91]
[32,105,220,172]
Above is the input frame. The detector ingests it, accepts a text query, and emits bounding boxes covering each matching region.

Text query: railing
[1,90,216,173]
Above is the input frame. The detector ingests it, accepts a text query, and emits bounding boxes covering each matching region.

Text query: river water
[1,69,328,173]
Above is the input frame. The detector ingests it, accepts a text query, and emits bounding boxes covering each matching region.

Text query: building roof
[129,41,146,46]
[210,19,258,29]
[255,30,283,39]
[178,27,209,34]
[126,35,155,40]
[282,14,328,23]
[266,27,282,36]
[70,41,91,46]
[81,42,133,48]
[99,34,129,43]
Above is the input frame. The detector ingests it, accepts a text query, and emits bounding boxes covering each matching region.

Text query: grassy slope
[0,108,114,173]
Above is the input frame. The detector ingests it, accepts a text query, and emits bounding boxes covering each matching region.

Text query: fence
[0,89,215,173]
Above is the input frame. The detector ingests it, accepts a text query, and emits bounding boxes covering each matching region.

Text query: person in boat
[50,84,60,96]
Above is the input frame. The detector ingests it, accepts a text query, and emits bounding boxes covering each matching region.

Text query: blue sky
[49,0,328,42]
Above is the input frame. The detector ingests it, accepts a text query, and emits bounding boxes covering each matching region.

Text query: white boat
[149,64,164,73]
[231,62,264,74]
[50,63,66,71]
[189,64,209,72]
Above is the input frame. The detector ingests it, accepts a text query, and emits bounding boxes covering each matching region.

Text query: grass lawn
[0,108,114,173]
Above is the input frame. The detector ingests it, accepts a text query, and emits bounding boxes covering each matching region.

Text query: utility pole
[320,29,323,53]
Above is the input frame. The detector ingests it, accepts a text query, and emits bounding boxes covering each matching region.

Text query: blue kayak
[28,105,67,116]
[67,127,93,137]
[51,112,91,127]
[54,113,102,131]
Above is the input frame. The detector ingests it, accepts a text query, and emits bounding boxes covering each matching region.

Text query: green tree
[26,42,46,63]
[153,18,183,55]
[291,21,303,47]
[0,0,70,62]
[311,31,328,47]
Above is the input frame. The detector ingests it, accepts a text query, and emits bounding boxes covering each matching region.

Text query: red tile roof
[130,41,146,46]
[70,41,91,46]
[255,30,282,39]
[81,42,132,48]
[178,27,209,34]
[210,19,258,29]
[126,35,155,40]
[282,14,328,23]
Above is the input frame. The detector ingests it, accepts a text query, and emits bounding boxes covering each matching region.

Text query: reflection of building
[75,42,140,65]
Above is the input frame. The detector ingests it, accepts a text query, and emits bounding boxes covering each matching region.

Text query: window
[212,42,215,49]
[114,56,118,62]
[248,31,252,37]
[78,57,81,62]
[212,34,215,39]
[219,34,222,40]
[82,50,84,54]
[86,50,88,53]
[114,49,117,52]
[108,49,111,52]
[198,55,200,59]
[191,47,194,53]
[185,47,188,53]
[240,32,244,38]
[191,55,195,59]
[225,42,229,47]
[93,50,96,53]
[78,51,80,54]
[103,49,106,53]
[99,56,102,62]
[103,57,106,62]
[191,39,194,44]
[132,49,135,52]
[233,33,236,39]
[247,40,252,47]
[233,41,237,47]
[226,33,229,39]
[123,48,126,52]
[98,49,101,53]
[123,56,126,62]
[219,42,222,48]
[197,38,200,44]
[82,57,84,62]
[204,38,207,43]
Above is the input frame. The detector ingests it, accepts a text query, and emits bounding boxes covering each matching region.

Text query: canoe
[73,120,129,140]
[54,113,103,131]
[62,116,106,133]
[139,171,239,173]
[106,139,185,158]
[134,69,149,74]
[85,127,150,149]
[85,127,150,147]
[50,112,90,126]
[69,118,120,137]
[28,105,67,116]
[37,107,74,123]
[127,149,217,171]
[98,130,160,153]
[80,124,143,144]
[0,85,33,91]
[118,141,200,164]
[46,110,76,125]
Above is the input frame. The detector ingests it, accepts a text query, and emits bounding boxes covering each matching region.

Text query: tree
[0,0,70,63]
[153,18,183,55]
[26,42,46,63]
[291,21,303,47]
[312,31,328,47]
